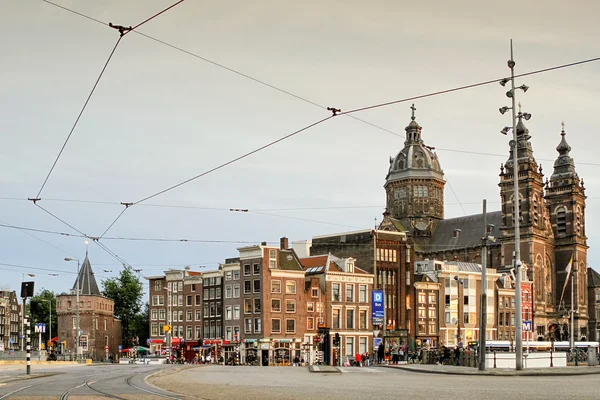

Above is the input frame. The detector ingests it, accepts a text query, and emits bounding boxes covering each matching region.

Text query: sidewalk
[379,362,600,376]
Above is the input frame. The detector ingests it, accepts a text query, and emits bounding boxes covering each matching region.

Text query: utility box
[587,346,597,366]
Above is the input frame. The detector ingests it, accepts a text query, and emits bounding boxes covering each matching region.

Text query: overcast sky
[1,0,599,296]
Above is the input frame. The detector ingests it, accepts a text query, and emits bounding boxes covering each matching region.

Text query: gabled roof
[299,255,328,269]
[278,250,303,271]
[588,267,600,288]
[418,211,503,253]
[72,253,100,296]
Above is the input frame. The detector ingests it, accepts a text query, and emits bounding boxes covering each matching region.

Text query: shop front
[243,339,259,365]
[201,339,223,363]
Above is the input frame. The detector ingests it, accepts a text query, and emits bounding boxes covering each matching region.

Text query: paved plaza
[150,365,600,400]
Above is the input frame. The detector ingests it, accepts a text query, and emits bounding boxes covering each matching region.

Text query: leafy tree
[132,302,150,347]
[29,289,57,347]
[101,266,144,346]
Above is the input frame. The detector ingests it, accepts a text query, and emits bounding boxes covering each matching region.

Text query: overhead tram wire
[35,0,186,199]
[99,55,600,219]
[44,0,600,165]
[0,217,77,258]
[31,204,133,268]
[97,115,336,238]
[34,35,123,199]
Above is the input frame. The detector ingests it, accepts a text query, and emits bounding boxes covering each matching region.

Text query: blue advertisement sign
[372,290,384,325]
[374,337,382,350]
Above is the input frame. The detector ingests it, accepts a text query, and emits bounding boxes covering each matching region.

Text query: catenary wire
[35,36,123,198]
[41,1,600,169]
[0,217,77,258]
[32,204,133,268]
[0,262,110,278]
[98,115,335,238]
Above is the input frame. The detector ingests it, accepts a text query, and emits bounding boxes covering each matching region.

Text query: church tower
[384,105,445,237]
[545,124,588,337]
[498,108,555,332]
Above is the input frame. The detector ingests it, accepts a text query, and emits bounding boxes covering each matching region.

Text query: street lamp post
[454,275,464,346]
[65,257,81,361]
[499,40,531,370]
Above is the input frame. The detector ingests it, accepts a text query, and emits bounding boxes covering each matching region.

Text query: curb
[308,365,341,373]
[380,364,600,377]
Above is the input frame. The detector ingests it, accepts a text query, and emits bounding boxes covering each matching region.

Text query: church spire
[72,253,101,296]
[550,122,578,182]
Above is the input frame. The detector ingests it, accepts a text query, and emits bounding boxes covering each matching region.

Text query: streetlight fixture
[499,40,531,371]
[65,257,81,361]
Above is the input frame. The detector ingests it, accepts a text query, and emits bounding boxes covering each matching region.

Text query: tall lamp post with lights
[64,257,81,361]
[499,40,531,370]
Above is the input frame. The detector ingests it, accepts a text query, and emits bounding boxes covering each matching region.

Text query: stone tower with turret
[384,105,446,238]
[498,111,555,333]
[545,124,588,338]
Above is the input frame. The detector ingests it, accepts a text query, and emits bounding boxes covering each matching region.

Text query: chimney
[280,237,289,250]
[261,241,267,246]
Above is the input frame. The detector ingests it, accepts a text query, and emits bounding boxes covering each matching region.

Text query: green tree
[132,302,150,347]
[29,289,57,348]
[101,266,144,346]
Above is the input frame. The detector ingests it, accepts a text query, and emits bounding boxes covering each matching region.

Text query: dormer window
[347,262,354,273]
[452,229,461,238]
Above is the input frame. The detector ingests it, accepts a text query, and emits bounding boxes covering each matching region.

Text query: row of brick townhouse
[0,290,20,351]
[146,237,374,365]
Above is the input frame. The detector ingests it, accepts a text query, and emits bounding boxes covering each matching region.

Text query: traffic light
[334,333,340,346]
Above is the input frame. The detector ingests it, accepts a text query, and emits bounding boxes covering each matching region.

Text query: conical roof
[72,253,100,296]
[551,125,578,181]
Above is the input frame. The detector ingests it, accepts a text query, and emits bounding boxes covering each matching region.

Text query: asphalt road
[0,363,183,399]
[150,365,600,400]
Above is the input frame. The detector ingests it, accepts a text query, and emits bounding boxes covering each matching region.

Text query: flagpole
[570,264,575,353]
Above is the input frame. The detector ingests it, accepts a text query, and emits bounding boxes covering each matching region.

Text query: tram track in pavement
[0,365,188,400]
[61,366,188,400]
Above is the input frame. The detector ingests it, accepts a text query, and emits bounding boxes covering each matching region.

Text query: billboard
[372,290,384,325]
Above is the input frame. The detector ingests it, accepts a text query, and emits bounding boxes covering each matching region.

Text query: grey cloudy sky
[1,0,599,295]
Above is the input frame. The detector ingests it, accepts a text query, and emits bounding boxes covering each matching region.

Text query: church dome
[386,112,444,184]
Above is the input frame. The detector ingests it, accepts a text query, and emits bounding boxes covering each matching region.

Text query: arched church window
[556,207,567,235]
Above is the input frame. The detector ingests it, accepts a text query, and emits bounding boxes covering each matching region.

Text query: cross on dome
[410,104,416,121]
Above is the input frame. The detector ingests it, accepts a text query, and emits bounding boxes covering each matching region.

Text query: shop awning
[150,339,164,344]
[171,338,183,345]
[51,337,58,343]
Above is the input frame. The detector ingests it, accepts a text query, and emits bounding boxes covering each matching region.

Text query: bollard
[550,350,553,368]
[493,351,496,369]
[575,349,579,367]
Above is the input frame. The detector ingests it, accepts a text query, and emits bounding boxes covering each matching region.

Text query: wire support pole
[35,36,123,198]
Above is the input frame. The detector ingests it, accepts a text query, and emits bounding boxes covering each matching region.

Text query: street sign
[34,323,46,333]
[372,290,384,325]
[146,338,151,345]
[118,345,122,351]
[523,320,532,332]
[163,325,171,333]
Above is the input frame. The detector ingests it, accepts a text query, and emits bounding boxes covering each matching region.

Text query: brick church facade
[380,106,588,341]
